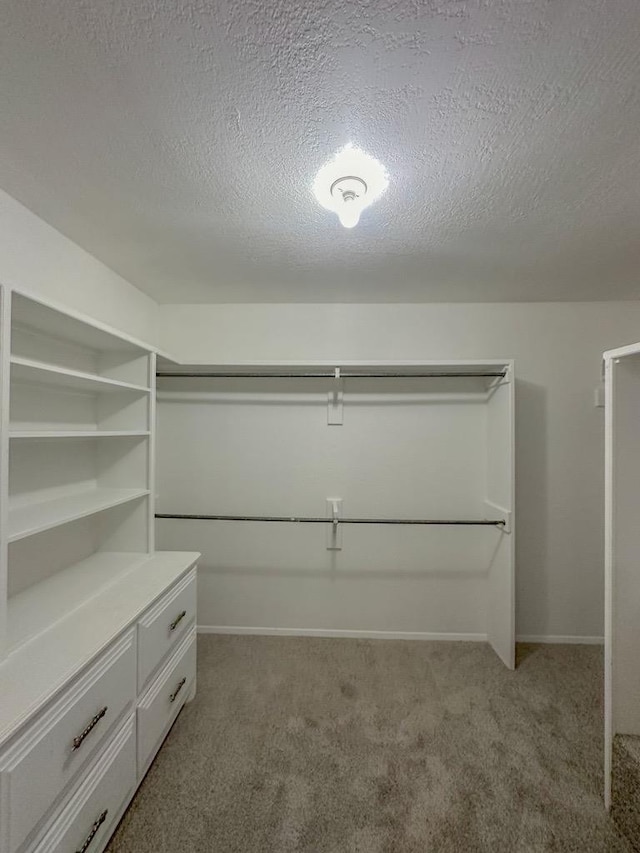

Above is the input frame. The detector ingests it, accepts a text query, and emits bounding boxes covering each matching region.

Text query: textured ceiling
[1,0,640,303]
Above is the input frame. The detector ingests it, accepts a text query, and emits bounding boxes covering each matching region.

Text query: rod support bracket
[327,367,344,425]
[326,497,343,549]
[484,501,512,534]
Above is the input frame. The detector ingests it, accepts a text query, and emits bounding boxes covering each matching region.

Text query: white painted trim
[604,343,640,361]
[197,625,488,642]
[147,352,156,553]
[516,634,604,645]
[604,355,614,809]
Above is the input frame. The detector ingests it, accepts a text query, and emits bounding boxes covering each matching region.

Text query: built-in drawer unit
[0,631,136,853]
[137,569,196,691]
[137,626,196,778]
[25,714,136,853]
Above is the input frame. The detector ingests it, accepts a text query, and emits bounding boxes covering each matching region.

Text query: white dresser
[0,552,199,853]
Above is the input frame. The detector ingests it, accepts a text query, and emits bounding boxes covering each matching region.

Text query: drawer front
[137,626,196,778]
[1,631,136,853]
[27,715,136,853]
[137,569,196,691]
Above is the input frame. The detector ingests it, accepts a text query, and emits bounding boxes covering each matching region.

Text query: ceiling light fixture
[313,144,389,229]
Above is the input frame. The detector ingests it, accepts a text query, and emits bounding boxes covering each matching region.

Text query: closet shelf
[11,291,153,355]
[8,487,150,542]
[9,430,151,439]
[7,551,150,652]
[10,356,151,395]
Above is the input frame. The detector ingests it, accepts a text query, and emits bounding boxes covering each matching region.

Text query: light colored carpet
[612,735,640,849]
[107,637,629,853]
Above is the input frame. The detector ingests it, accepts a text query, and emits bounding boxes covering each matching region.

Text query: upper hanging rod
[156,370,507,379]
[156,513,505,527]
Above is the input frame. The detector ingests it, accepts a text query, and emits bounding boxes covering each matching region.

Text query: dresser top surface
[0,551,200,745]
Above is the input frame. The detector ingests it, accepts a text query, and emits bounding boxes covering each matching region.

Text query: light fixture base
[330,176,368,202]
[312,144,389,229]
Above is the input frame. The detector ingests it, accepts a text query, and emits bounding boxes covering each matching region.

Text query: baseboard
[197,626,604,645]
[197,625,488,642]
[516,634,604,645]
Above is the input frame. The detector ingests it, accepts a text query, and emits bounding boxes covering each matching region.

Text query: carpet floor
[107,636,629,853]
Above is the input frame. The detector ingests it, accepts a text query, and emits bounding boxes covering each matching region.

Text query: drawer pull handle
[76,809,108,853]
[170,677,187,703]
[72,706,108,751]
[170,610,187,631]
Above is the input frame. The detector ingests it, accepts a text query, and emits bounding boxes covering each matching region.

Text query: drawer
[0,631,136,853]
[137,568,196,691]
[137,626,196,778]
[26,714,136,853]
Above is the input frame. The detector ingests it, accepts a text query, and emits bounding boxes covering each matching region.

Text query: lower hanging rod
[155,513,505,527]
[156,371,507,379]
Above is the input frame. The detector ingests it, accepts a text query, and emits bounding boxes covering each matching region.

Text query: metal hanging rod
[156,513,505,527]
[156,370,507,379]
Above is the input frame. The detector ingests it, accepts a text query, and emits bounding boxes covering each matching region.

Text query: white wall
[160,301,640,641]
[0,190,159,345]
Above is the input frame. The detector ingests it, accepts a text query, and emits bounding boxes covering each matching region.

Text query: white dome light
[312,144,389,229]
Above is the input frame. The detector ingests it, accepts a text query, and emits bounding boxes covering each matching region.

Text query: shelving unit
[0,288,157,658]
[0,287,199,853]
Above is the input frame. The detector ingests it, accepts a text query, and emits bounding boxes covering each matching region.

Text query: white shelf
[9,430,150,439]
[0,551,200,742]
[8,487,150,542]
[11,290,153,355]
[11,356,151,395]
[7,552,150,651]
[156,358,512,373]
